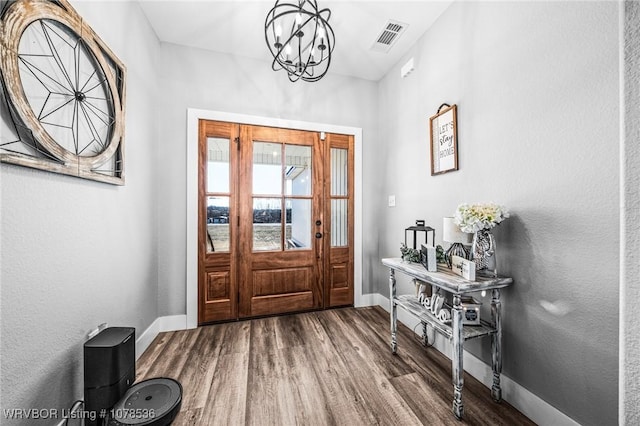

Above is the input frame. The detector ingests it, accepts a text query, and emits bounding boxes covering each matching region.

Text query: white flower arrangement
[454,203,510,233]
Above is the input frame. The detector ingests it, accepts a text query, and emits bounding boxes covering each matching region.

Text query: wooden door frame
[186,109,363,329]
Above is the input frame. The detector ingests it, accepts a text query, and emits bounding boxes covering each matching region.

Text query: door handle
[315,232,323,239]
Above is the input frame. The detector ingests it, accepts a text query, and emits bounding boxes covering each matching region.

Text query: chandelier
[265,0,335,82]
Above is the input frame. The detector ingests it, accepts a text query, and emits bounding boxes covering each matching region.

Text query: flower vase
[471,229,497,277]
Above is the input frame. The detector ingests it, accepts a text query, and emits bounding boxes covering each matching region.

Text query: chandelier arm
[265,0,334,82]
[318,7,331,21]
[265,8,301,58]
[322,18,336,54]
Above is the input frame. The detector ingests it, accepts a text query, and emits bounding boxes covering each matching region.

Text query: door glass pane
[285,198,311,250]
[207,137,230,193]
[331,199,347,247]
[253,142,282,195]
[331,148,348,196]
[285,144,311,196]
[253,198,282,251]
[206,196,230,253]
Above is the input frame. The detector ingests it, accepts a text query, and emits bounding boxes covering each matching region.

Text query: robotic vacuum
[107,378,182,426]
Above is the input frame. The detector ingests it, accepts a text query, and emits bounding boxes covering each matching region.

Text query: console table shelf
[382,257,513,420]
[395,295,496,341]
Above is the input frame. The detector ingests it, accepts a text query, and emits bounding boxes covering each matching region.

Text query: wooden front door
[238,125,323,317]
[198,120,354,324]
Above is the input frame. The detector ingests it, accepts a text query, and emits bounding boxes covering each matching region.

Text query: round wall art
[0,0,126,184]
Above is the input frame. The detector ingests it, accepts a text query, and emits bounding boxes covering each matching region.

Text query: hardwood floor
[136,307,535,426]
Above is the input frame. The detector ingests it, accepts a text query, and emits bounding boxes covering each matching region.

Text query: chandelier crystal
[265,0,335,82]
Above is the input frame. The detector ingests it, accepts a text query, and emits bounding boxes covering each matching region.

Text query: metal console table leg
[389,268,397,354]
[421,322,429,346]
[491,289,503,402]
[451,294,464,419]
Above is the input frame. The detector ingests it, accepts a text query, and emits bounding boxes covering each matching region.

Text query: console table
[382,258,513,419]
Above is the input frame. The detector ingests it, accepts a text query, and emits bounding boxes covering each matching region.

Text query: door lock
[315,232,323,239]
[315,220,322,226]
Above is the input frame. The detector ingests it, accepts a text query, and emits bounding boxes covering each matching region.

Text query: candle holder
[445,243,470,268]
[443,217,472,268]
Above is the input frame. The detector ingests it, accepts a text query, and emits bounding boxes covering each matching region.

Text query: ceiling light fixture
[265,0,335,82]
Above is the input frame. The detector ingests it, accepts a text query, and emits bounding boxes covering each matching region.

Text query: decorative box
[420,243,437,272]
[460,296,482,325]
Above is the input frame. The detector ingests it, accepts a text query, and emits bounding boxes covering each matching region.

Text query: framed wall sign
[429,104,458,175]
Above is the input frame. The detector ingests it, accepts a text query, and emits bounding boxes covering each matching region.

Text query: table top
[382,258,513,294]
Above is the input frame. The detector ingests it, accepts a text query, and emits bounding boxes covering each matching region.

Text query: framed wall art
[0,0,127,185]
[429,103,458,176]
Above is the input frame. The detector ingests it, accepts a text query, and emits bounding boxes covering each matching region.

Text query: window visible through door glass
[206,137,231,254]
[285,144,311,196]
[285,198,311,250]
[206,196,230,253]
[253,198,282,251]
[253,142,282,195]
[207,137,230,193]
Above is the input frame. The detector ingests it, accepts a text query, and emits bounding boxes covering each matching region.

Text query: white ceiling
[137,0,454,81]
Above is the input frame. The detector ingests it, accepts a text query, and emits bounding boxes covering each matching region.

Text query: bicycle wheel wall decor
[0,0,126,185]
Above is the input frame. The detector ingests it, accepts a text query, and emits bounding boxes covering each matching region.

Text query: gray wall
[0,1,161,422]
[0,1,629,425]
[156,43,380,316]
[621,1,640,423]
[374,2,619,425]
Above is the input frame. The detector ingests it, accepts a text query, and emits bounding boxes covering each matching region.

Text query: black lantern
[405,220,435,250]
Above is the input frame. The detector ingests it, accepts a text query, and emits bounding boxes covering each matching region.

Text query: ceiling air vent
[371,20,408,53]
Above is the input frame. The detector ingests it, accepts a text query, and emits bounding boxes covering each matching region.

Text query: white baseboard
[356,292,378,307]
[135,314,187,360]
[375,294,580,426]
[159,314,187,332]
[135,317,160,360]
